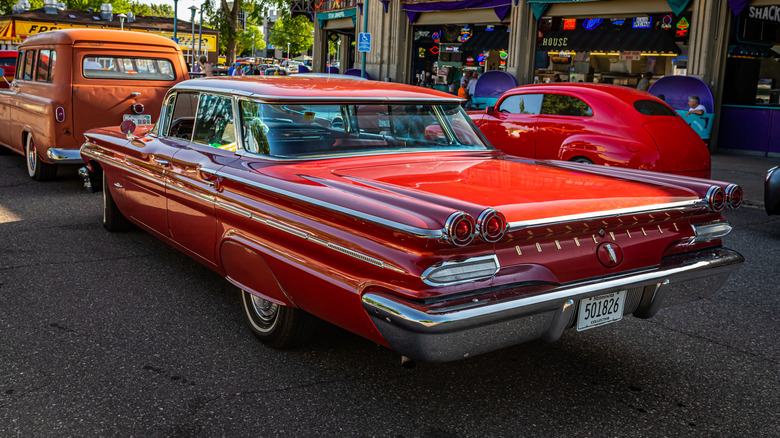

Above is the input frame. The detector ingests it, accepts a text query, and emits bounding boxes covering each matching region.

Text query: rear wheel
[569,156,594,164]
[102,172,130,232]
[25,135,57,181]
[241,290,317,348]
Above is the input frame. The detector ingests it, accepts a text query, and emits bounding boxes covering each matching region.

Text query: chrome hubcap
[27,138,36,172]
[250,295,278,325]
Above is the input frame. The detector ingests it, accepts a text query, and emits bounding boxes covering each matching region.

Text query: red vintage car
[469,83,712,179]
[79,76,743,362]
[0,50,16,88]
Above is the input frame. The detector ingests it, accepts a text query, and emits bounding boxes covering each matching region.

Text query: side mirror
[486,106,495,115]
[120,119,137,139]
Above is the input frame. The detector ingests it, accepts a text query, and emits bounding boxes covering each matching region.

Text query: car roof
[19,28,182,50]
[172,76,463,103]
[507,83,655,106]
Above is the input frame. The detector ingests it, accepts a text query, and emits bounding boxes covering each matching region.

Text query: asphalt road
[1,153,778,437]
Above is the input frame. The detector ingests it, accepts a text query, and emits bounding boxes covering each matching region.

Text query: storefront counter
[718,105,780,157]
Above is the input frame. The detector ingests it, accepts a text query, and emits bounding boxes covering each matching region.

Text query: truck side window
[22,50,35,81]
[14,50,24,80]
[36,50,56,83]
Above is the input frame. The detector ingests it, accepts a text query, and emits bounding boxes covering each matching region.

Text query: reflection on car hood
[254,153,702,229]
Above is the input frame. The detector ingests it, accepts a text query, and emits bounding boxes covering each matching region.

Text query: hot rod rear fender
[558,134,661,171]
[220,235,297,307]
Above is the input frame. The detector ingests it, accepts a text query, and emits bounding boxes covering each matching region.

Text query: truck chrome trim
[363,247,743,362]
[47,148,83,163]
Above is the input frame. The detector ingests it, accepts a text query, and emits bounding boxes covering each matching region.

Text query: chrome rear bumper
[47,148,83,164]
[362,247,743,362]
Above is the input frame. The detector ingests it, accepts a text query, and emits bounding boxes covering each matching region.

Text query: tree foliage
[203,0,287,65]
[1,0,172,17]
[268,14,313,57]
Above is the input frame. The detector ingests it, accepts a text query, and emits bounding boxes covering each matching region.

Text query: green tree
[203,0,286,65]
[1,1,172,16]
[268,14,313,57]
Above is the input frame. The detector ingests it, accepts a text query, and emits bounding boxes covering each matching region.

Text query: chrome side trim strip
[215,171,444,239]
[507,200,705,231]
[166,179,215,203]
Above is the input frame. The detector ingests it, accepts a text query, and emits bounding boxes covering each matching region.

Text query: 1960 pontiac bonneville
[79,77,744,362]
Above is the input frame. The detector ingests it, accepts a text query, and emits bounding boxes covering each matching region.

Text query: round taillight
[131,103,145,114]
[444,212,475,247]
[477,208,507,243]
[725,184,743,209]
[55,107,65,123]
[706,186,726,212]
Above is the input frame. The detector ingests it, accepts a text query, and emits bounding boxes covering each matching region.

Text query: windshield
[239,102,491,158]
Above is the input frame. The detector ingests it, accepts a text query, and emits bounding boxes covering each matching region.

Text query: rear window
[83,56,175,81]
[633,99,678,116]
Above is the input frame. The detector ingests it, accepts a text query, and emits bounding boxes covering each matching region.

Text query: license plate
[123,114,152,126]
[577,290,626,331]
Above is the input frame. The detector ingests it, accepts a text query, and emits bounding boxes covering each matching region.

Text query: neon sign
[662,15,672,29]
[430,46,440,55]
[633,17,652,29]
[676,17,689,37]
[563,19,577,30]
[583,19,603,30]
[460,26,471,42]
[432,31,440,43]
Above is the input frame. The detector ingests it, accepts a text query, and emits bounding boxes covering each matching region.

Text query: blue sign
[633,16,652,29]
[358,33,371,52]
[583,18,603,30]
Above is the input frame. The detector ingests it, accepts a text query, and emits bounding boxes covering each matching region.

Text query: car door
[166,92,239,266]
[120,93,184,237]
[478,93,541,158]
[535,93,594,160]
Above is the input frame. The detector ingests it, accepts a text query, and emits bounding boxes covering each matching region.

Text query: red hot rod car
[469,83,712,179]
[79,76,743,362]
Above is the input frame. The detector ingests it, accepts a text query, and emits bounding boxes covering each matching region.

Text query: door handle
[152,158,169,167]
[198,167,219,187]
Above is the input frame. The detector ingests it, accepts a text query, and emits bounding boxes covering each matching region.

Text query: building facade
[304,0,779,156]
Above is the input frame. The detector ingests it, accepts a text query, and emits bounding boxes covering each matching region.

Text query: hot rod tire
[25,135,57,181]
[241,290,318,348]
[569,156,594,164]
[102,172,130,232]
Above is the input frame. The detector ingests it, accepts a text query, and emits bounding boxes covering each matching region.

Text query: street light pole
[252,34,255,59]
[189,6,197,68]
[361,0,369,79]
[287,42,290,59]
[173,0,178,41]
[198,5,204,58]
[117,13,126,31]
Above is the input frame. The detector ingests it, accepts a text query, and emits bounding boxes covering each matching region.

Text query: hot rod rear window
[82,56,175,81]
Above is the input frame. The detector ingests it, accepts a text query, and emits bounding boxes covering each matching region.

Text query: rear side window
[36,49,56,83]
[498,94,543,115]
[633,99,678,116]
[541,94,593,117]
[83,56,175,81]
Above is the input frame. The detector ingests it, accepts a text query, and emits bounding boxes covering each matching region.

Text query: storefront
[315,2,359,74]
[534,12,690,86]
[717,2,780,157]
[402,0,511,88]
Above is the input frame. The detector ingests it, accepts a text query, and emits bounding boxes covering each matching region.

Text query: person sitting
[637,72,652,92]
[687,95,706,116]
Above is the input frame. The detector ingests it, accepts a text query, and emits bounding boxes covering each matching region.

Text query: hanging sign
[619,51,642,61]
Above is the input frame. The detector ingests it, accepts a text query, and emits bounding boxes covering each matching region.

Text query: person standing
[198,55,214,77]
[637,72,652,92]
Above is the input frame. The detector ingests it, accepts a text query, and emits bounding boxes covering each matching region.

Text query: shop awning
[526,0,692,20]
[538,29,681,55]
[401,0,512,23]
[461,28,510,51]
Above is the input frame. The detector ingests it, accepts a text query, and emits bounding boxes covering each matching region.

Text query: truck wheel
[241,290,317,348]
[25,135,57,181]
[103,172,130,232]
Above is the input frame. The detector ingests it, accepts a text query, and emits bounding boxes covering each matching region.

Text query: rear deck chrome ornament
[597,242,623,268]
